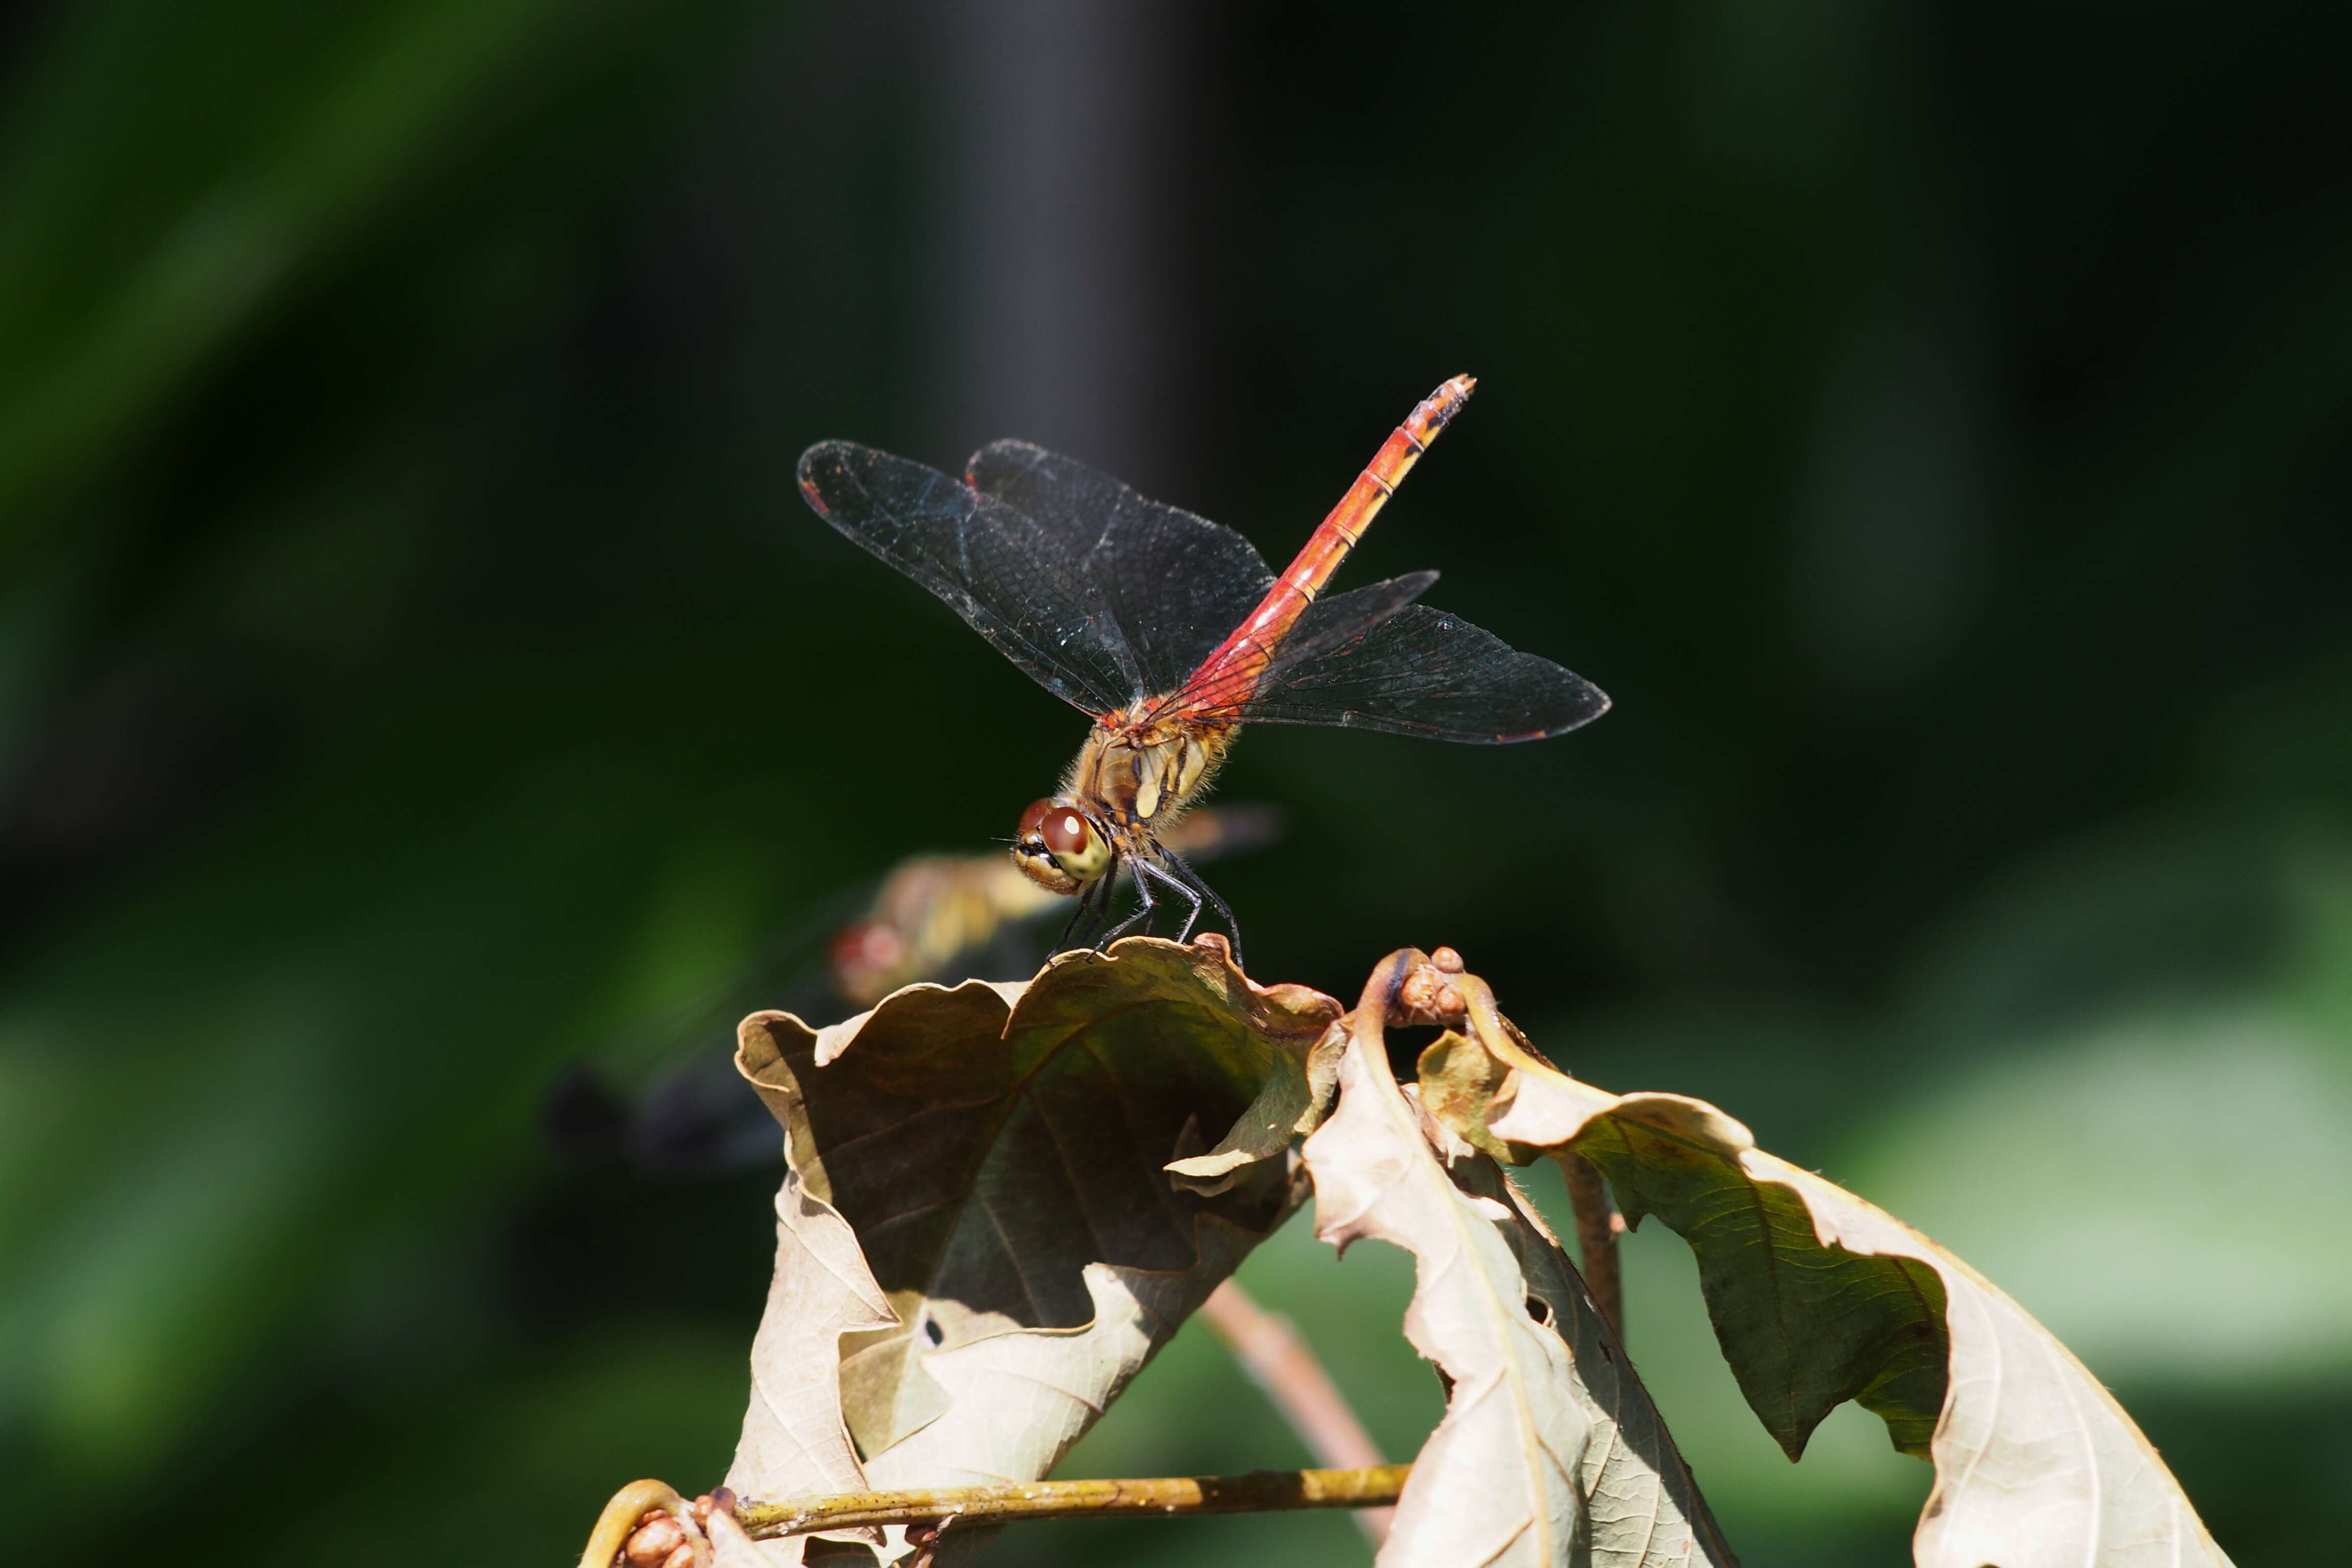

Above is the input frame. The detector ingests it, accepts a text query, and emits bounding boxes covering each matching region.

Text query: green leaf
[1415,1028,1536,1167]
[0,0,742,553]
[724,936,1337,1506]
[1576,1097,1946,1462]
[1454,1052,2234,1568]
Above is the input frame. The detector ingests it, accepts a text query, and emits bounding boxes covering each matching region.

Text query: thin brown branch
[1200,1279,1393,1546]
[733,1464,1414,1539]
[1556,1148,1627,1342]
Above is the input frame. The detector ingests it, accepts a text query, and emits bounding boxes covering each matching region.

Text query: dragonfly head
[1014,797,1113,895]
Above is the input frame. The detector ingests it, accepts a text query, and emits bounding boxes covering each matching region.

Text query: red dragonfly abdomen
[1173,375,1474,709]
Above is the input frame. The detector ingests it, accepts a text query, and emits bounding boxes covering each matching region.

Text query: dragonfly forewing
[798,441,1142,713]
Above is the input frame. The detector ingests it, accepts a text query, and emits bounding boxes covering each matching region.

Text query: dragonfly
[797,375,1608,963]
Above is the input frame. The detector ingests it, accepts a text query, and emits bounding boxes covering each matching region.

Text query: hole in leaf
[1526,1294,1555,1328]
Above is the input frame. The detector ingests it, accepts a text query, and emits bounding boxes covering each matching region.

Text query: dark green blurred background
[3,3,2348,1563]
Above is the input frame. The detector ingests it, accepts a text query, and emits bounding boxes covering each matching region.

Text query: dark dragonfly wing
[1233,592,1610,743]
[966,441,1277,701]
[799,441,1141,713]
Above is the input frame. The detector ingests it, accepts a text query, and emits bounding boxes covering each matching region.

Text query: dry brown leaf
[721,937,1334,1562]
[1477,1058,2234,1568]
[1303,1002,1732,1567]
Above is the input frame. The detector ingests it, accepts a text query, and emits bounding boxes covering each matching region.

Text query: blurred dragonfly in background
[545,806,1281,1178]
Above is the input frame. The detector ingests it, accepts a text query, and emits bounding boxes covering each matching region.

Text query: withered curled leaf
[725,936,1336,1536]
[1431,1040,2235,1568]
[1302,958,1733,1568]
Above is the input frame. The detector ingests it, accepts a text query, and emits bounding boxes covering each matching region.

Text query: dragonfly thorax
[1075,714,1231,836]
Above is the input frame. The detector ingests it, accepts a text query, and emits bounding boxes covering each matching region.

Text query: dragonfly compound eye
[1014,797,1111,893]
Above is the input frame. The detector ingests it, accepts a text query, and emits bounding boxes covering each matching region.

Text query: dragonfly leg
[1055,890,1090,953]
[1056,870,1112,954]
[1137,859,1204,943]
[1096,858,1159,947]
[1089,871,1124,944]
[1162,849,1242,970]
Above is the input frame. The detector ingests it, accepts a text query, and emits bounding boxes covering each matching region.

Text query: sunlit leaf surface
[1303,1002,1731,1568]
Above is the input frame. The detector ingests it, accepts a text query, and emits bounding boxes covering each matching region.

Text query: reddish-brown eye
[1015,797,1111,889]
[1041,808,1092,856]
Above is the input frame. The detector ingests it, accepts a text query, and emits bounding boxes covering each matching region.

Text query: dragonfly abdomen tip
[1423,374,1477,432]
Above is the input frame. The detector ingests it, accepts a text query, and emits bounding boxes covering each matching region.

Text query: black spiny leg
[1057,871,1113,955]
[1095,856,1159,947]
[1137,859,1204,943]
[1163,849,1242,970]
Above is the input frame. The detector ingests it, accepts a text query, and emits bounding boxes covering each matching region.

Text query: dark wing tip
[796,439,857,475]
[1515,673,1611,742]
[795,441,864,514]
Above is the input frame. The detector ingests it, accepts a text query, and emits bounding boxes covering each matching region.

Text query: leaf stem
[733,1464,1413,1538]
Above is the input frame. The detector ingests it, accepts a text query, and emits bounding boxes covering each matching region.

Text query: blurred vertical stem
[1555,1150,1626,1343]
[1199,1279,1393,1547]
